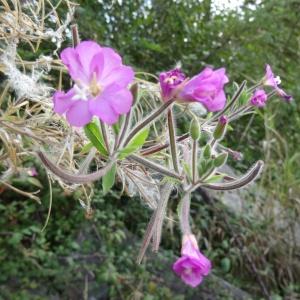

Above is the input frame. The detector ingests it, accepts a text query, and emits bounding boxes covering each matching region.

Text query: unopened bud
[203,144,211,159]
[199,130,211,147]
[190,118,201,141]
[214,152,228,167]
[213,115,228,140]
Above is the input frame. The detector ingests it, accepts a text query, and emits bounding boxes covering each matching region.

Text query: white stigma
[275,76,281,85]
[72,83,89,101]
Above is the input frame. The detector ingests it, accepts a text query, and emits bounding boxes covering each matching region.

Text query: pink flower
[173,234,211,288]
[159,68,186,101]
[180,67,229,112]
[250,89,268,107]
[27,167,38,177]
[53,41,134,127]
[264,64,292,101]
[264,64,280,87]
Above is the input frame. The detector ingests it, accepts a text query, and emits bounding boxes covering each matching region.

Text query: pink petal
[200,90,227,112]
[66,100,93,127]
[76,41,102,77]
[196,253,212,276]
[89,96,119,125]
[53,89,75,114]
[107,88,133,114]
[101,47,122,78]
[60,48,87,83]
[181,271,203,288]
[101,65,134,88]
[90,52,105,80]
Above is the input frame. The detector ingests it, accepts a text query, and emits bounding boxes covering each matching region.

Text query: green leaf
[80,142,93,154]
[204,174,224,183]
[118,128,149,159]
[102,163,116,195]
[27,177,43,188]
[203,144,211,159]
[214,152,228,168]
[182,161,192,180]
[220,257,231,273]
[84,122,108,156]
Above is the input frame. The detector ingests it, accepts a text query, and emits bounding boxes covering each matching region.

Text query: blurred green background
[1,0,300,299]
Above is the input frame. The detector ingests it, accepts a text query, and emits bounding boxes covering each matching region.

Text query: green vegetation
[1,0,300,299]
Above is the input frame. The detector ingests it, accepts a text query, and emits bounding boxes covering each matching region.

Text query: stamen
[89,72,102,97]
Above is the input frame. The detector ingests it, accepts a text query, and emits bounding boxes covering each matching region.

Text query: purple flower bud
[219,115,228,125]
[250,89,268,107]
[159,68,186,102]
[213,115,228,140]
[173,234,211,288]
[27,167,38,177]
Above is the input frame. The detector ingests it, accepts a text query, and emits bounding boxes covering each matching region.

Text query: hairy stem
[179,193,192,235]
[123,99,175,146]
[188,160,264,193]
[127,154,183,180]
[192,140,198,183]
[38,151,115,184]
[100,121,110,155]
[167,108,180,173]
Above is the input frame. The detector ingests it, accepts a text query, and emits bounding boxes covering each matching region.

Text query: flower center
[72,73,102,101]
[164,75,179,85]
[184,267,194,275]
[89,73,102,97]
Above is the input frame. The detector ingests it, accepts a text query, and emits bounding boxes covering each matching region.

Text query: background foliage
[1,0,300,299]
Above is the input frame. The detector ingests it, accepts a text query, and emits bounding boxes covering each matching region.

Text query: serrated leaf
[84,122,108,156]
[118,128,149,159]
[102,163,116,195]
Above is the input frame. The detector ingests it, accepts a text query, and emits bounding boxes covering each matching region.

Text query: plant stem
[100,121,110,155]
[180,193,191,234]
[192,140,198,183]
[167,108,179,173]
[123,99,175,146]
[71,24,80,47]
[127,154,182,180]
[116,110,131,149]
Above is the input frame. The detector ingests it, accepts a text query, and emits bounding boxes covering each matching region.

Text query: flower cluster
[47,40,293,288]
[249,64,292,108]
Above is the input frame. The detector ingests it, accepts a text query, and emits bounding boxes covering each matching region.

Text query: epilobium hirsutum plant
[38,29,293,287]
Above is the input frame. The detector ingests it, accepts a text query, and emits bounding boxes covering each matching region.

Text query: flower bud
[199,130,210,147]
[213,115,228,140]
[214,152,228,167]
[190,118,201,141]
[203,144,211,160]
